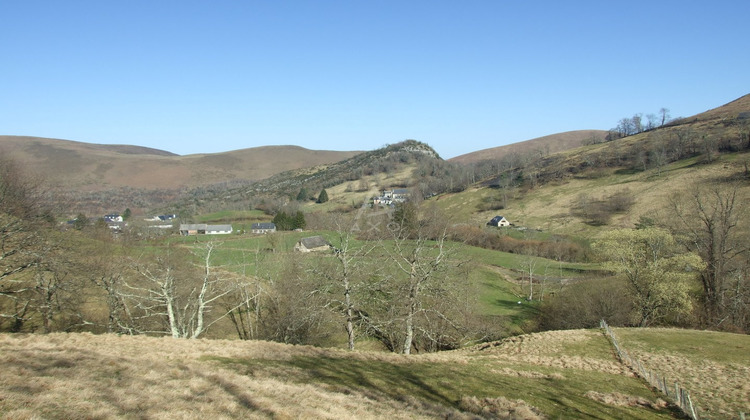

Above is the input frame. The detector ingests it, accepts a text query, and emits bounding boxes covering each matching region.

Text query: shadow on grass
[286,356,456,406]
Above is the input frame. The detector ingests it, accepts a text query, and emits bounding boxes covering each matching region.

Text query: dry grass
[449,130,608,165]
[0,330,679,419]
[0,334,482,419]
[584,391,667,411]
[0,333,464,419]
[614,328,750,419]
[459,396,546,419]
[0,136,359,192]
[468,329,633,376]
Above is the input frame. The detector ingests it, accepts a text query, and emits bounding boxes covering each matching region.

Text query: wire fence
[600,320,701,419]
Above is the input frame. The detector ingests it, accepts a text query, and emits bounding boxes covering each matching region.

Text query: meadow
[0,327,713,419]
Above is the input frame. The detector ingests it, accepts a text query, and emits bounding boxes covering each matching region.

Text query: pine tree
[293,211,306,230]
[317,189,329,203]
[273,211,292,230]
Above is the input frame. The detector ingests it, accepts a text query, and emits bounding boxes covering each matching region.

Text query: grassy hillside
[449,130,608,165]
[0,136,359,192]
[613,328,750,419]
[435,152,748,237]
[2,328,745,419]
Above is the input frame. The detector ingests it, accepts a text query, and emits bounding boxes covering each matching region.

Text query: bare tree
[222,247,266,340]
[670,183,749,329]
[659,107,671,127]
[373,202,468,354]
[0,156,54,331]
[125,241,250,338]
[519,252,539,301]
[312,212,375,350]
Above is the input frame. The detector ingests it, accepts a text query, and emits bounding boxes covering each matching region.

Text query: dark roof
[299,236,330,249]
[252,223,276,229]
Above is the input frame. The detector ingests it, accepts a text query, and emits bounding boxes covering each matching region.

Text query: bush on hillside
[538,278,633,329]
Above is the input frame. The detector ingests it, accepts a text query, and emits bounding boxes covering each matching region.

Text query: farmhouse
[487,215,510,227]
[103,214,123,222]
[251,223,276,234]
[179,224,233,236]
[294,236,332,253]
[373,188,410,206]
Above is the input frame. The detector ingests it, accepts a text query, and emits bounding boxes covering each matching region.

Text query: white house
[251,223,276,234]
[179,224,233,236]
[487,215,510,227]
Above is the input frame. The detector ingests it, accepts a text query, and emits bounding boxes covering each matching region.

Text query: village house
[103,214,123,223]
[251,222,276,234]
[487,215,511,227]
[294,236,332,253]
[179,224,233,236]
[145,214,178,222]
[373,188,410,206]
[144,214,178,230]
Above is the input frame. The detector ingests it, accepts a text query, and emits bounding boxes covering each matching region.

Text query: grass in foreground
[614,328,750,418]
[0,330,680,419]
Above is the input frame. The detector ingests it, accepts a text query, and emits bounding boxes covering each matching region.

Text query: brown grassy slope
[0,330,678,419]
[676,92,750,122]
[433,93,750,235]
[0,136,360,192]
[613,328,750,419]
[448,130,608,164]
[438,147,750,239]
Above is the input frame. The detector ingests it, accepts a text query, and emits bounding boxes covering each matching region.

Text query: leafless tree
[0,156,56,331]
[370,203,471,354]
[670,183,750,330]
[659,107,671,127]
[125,241,251,338]
[311,211,375,350]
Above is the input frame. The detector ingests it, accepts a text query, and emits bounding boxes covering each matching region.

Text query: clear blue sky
[2,1,748,158]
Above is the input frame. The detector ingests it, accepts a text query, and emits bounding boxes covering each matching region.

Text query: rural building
[373,188,410,206]
[487,215,510,227]
[179,224,233,236]
[104,214,123,222]
[294,236,332,253]
[251,222,277,234]
[145,214,178,222]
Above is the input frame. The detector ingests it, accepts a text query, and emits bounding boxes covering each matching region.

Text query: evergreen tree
[72,213,89,230]
[317,189,329,203]
[293,211,306,230]
[273,211,292,230]
[296,188,309,201]
[122,208,132,220]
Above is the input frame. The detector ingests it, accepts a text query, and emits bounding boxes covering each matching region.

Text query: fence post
[600,319,704,420]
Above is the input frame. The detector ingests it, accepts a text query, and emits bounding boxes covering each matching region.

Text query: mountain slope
[434,93,750,235]
[449,130,608,164]
[0,136,361,192]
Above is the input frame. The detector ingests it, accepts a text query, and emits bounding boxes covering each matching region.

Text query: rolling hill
[448,130,608,165]
[0,136,361,192]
